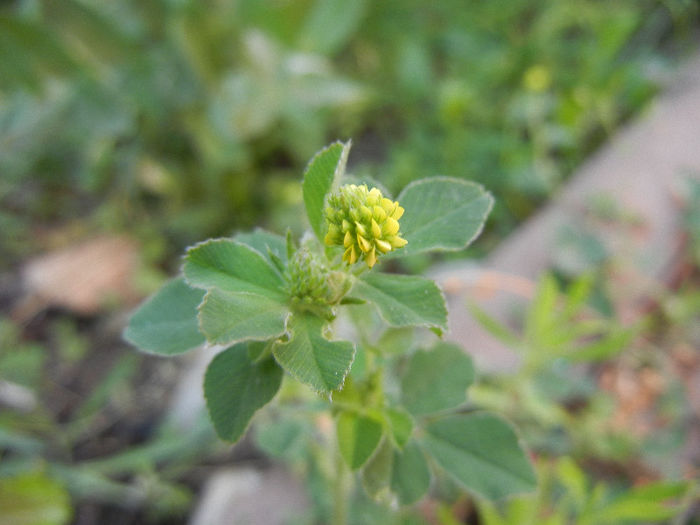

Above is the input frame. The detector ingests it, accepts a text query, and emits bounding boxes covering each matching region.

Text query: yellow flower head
[324,184,407,268]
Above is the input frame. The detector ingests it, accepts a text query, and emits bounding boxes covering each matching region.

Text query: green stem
[332,441,350,525]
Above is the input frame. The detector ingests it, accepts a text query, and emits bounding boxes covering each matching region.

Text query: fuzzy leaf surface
[183,239,284,297]
[302,140,350,241]
[124,277,205,355]
[350,273,447,332]
[198,289,288,345]
[394,177,493,257]
[204,343,283,443]
[401,343,474,416]
[337,411,383,470]
[272,313,354,393]
[422,413,536,500]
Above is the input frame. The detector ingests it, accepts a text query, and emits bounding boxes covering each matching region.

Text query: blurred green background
[2,0,698,268]
[0,1,699,524]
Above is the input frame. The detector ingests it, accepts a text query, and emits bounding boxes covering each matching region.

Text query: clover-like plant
[124,141,536,517]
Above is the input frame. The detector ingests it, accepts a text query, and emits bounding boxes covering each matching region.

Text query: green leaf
[255,419,306,460]
[124,277,205,355]
[0,472,71,525]
[570,328,636,363]
[422,413,536,500]
[385,407,414,449]
[391,441,431,505]
[594,481,692,523]
[0,344,44,389]
[272,313,355,393]
[362,438,394,499]
[401,342,474,416]
[0,20,40,91]
[299,0,368,55]
[524,273,559,344]
[0,17,79,88]
[204,343,283,443]
[234,229,287,266]
[621,480,690,501]
[477,495,541,525]
[40,0,136,63]
[394,177,493,257]
[466,300,520,347]
[198,289,289,345]
[183,239,284,297]
[245,341,269,362]
[302,140,351,242]
[555,457,587,508]
[337,411,383,469]
[596,499,683,523]
[350,273,447,333]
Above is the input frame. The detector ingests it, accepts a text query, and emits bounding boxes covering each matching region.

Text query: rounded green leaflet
[422,412,536,500]
[183,238,285,298]
[198,289,289,346]
[302,140,350,242]
[124,277,205,356]
[337,411,383,470]
[350,272,447,333]
[391,441,431,505]
[362,438,394,499]
[391,177,494,257]
[272,313,355,394]
[400,342,474,416]
[204,343,284,443]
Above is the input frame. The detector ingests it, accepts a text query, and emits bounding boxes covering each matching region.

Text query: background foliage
[1,0,698,266]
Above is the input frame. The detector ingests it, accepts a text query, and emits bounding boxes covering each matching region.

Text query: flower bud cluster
[285,247,331,303]
[324,184,407,268]
[285,245,351,309]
